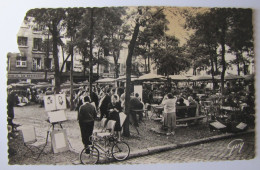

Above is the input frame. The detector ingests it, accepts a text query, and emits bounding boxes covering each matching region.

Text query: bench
[176,105,206,123]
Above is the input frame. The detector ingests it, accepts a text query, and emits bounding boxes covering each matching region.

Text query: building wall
[7,20,55,83]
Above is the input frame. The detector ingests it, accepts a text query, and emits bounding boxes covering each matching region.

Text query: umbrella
[137,73,165,81]
[243,74,255,81]
[215,74,244,80]
[61,81,81,88]
[169,75,190,81]
[190,75,213,81]
[96,78,116,83]
[9,82,36,88]
[77,80,89,85]
[116,75,137,81]
[33,82,53,89]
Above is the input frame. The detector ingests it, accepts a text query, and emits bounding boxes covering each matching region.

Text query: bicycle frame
[91,134,117,159]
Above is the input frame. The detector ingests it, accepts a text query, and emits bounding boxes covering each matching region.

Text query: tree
[185,8,251,93]
[185,9,220,88]
[135,9,169,73]
[152,35,188,76]
[64,8,86,110]
[93,7,129,79]
[26,8,66,93]
[123,7,165,137]
[226,8,254,75]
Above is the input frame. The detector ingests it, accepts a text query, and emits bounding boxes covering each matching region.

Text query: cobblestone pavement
[112,133,255,164]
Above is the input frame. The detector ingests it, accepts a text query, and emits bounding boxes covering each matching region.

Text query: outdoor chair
[20,125,47,160]
[93,118,107,133]
[96,120,116,138]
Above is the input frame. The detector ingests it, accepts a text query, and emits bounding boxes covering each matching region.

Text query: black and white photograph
[1,0,260,169]
[55,94,67,110]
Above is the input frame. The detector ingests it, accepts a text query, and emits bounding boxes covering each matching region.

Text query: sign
[47,110,67,123]
[51,130,69,153]
[134,85,143,101]
[8,73,54,79]
[55,94,67,110]
[119,112,127,127]
[44,95,56,111]
[44,94,67,111]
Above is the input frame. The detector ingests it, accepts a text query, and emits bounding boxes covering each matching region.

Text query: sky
[0,0,260,170]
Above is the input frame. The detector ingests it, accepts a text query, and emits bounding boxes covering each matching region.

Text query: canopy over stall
[77,80,89,86]
[61,80,81,89]
[136,73,165,81]
[95,78,116,84]
[116,75,137,81]
[9,81,36,89]
[215,74,244,80]
[169,75,190,81]
[243,74,255,81]
[32,82,53,89]
[190,75,213,81]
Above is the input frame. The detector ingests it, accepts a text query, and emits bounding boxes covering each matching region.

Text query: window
[33,38,42,51]
[17,37,28,46]
[110,63,115,73]
[103,64,109,73]
[44,58,52,70]
[66,61,71,71]
[16,56,27,67]
[32,58,41,70]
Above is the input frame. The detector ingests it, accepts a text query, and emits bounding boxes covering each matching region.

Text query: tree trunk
[214,47,219,75]
[242,60,247,75]
[148,42,151,73]
[52,24,61,93]
[97,48,100,78]
[210,57,216,89]
[220,27,226,97]
[123,22,140,137]
[236,53,240,76]
[89,8,94,96]
[45,33,50,81]
[144,56,147,73]
[83,54,86,79]
[70,39,74,110]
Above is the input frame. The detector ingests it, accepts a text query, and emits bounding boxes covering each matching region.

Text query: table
[132,109,148,119]
[153,96,163,104]
[150,104,164,119]
[220,106,240,111]
[197,94,206,98]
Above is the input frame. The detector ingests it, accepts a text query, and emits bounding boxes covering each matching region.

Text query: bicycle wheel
[112,141,130,161]
[80,146,99,164]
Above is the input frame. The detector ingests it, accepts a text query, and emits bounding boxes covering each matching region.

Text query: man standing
[7,88,18,131]
[129,93,144,127]
[78,96,97,153]
[98,89,111,120]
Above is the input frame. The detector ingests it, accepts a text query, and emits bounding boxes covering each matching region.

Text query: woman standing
[107,95,122,141]
[161,93,177,136]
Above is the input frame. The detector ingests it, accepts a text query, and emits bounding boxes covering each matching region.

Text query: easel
[42,94,69,155]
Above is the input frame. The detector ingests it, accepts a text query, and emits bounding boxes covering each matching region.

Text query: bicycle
[80,132,130,164]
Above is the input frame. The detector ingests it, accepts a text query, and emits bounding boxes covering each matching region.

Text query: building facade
[7,19,132,85]
[7,21,54,84]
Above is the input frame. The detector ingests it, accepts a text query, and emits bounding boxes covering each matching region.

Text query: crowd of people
[7,78,255,140]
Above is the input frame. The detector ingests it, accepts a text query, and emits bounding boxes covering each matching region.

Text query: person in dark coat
[176,97,187,118]
[107,95,122,141]
[78,96,97,153]
[90,90,99,109]
[7,89,18,131]
[129,94,144,127]
[98,89,111,120]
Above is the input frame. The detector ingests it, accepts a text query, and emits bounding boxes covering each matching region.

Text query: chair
[93,118,107,133]
[20,125,47,160]
[96,120,116,138]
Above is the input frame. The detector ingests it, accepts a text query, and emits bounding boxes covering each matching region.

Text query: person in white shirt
[161,93,177,136]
